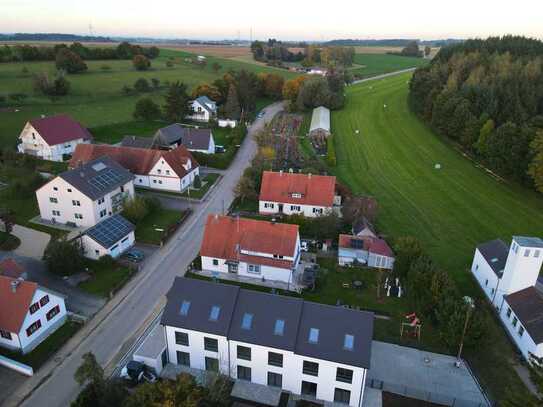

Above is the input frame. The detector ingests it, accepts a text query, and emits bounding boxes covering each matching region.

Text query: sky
[2,0,543,41]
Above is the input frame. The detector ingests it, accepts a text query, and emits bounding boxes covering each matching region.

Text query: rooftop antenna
[88,23,94,37]
[250,27,253,43]
[237,30,240,42]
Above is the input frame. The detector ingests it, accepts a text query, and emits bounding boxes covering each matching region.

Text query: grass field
[350,54,428,78]
[330,72,543,400]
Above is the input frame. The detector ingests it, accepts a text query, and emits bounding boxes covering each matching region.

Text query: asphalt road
[7,102,284,407]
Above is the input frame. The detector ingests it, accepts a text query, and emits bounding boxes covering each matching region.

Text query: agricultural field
[350,53,429,78]
[330,72,543,400]
[0,47,296,147]
[159,45,251,58]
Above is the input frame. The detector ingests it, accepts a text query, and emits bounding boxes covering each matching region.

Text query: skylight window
[274,319,285,336]
[180,300,191,316]
[344,334,354,350]
[308,328,319,344]
[209,305,221,321]
[491,258,498,263]
[241,313,253,330]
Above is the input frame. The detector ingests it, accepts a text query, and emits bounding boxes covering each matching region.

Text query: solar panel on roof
[88,169,124,191]
[86,216,133,248]
[351,239,363,249]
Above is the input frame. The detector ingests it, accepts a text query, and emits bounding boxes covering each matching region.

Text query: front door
[228,263,238,273]
[278,204,284,213]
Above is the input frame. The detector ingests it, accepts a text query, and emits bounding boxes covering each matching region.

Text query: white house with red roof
[338,234,395,270]
[17,114,93,162]
[200,214,301,285]
[0,276,67,354]
[259,171,341,218]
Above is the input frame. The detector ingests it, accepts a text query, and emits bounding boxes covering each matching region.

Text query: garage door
[110,244,120,258]
[120,236,131,252]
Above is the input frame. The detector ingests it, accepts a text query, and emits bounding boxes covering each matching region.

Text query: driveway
[11,225,50,260]
[136,190,195,211]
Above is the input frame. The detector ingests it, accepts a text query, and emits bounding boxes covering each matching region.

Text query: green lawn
[79,259,133,297]
[89,119,168,144]
[330,72,542,401]
[134,207,187,245]
[350,54,428,79]
[181,173,220,199]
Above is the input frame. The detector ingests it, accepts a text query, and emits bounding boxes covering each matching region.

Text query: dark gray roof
[228,289,303,351]
[154,124,184,146]
[513,236,543,249]
[476,239,508,277]
[84,214,134,249]
[505,287,543,344]
[161,277,240,337]
[162,277,374,369]
[154,124,212,150]
[59,156,134,200]
[120,135,155,149]
[195,96,216,113]
[295,301,373,368]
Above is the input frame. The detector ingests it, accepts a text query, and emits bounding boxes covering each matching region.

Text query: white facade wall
[134,162,199,193]
[188,101,215,122]
[500,300,543,360]
[500,241,543,300]
[259,200,331,218]
[81,230,135,260]
[470,249,501,307]
[367,252,394,270]
[18,123,89,162]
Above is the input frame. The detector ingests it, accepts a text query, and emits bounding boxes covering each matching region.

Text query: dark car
[121,361,157,384]
[215,145,226,153]
[122,248,145,263]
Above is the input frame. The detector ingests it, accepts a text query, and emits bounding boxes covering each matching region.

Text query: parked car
[123,248,145,263]
[215,145,225,153]
[301,240,309,252]
[257,111,265,119]
[121,361,157,384]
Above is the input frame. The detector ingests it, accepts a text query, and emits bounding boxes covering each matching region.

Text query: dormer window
[291,193,302,198]
[308,328,319,344]
[209,305,221,321]
[525,249,531,257]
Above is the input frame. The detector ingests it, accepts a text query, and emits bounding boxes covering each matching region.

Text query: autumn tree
[234,175,257,203]
[55,48,87,73]
[192,83,222,102]
[133,54,151,71]
[282,76,306,109]
[163,81,191,122]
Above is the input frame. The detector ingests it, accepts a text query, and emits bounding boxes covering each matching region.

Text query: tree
[234,175,257,203]
[163,81,191,122]
[123,196,158,224]
[223,84,241,120]
[212,62,222,73]
[134,77,151,92]
[55,48,87,73]
[133,97,161,121]
[74,353,104,386]
[393,236,424,280]
[193,174,202,189]
[133,54,151,71]
[33,71,71,97]
[400,41,422,57]
[192,83,222,102]
[528,131,543,193]
[43,238,84,276]
[283,76,306,109]
[151,78,160,90]
[341,196,378,224]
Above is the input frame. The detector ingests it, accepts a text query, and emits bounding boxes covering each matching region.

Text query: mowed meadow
[332,73,543,288]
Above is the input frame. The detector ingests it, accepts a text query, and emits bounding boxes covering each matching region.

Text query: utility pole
[456,296,475,367]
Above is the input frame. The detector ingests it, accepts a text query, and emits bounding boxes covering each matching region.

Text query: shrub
[326,135,336,166]
[32,72,70,97]
[134,78,151,93]
[193,174,202,189]
[133,97,161,121]
[122,196,160,224]
[55,48,87,74]
[43,238,85,276]
[122,85,133,95]
[133,54,150,71]
[166,60,174,68]
[151,78,160,89]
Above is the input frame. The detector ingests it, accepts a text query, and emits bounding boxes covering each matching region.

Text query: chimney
[279,170,283,176]
[214,213,219,220]
[289,168,293,173]
[10,279,20,293]
[308,173,312,178]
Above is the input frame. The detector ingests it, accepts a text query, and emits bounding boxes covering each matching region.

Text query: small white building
[17,114,93,162]
[0,276,67,354]
[200,215,301,285]
[259,171,341,218]
[471,236,543,361]
[188,96,217,122]
[160,277,373,407]
[79,214,135,260]
[309,106,331,139]
[153,124,216,154]
[36,157,135,228]
[70,144,200,193]
[338,234,395,270]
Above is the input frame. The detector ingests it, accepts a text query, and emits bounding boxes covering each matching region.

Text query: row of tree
[0,41,159,63]
[250,39,305,63]
[303,45,355,67]
[409,36,543,191]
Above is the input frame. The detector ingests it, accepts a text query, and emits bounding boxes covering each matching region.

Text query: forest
[409,36,543,192]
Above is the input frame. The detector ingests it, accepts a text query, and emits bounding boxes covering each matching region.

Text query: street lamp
[456,295,475,367]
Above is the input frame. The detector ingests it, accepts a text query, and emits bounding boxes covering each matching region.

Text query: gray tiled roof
[195,96,216,113]
[154,124,212,150]
[476,239,508,277]
[505,287,543,344]
[84,214,134,249]
[120,135,155,149]
[59,156,134,201]
[162,277,374,368]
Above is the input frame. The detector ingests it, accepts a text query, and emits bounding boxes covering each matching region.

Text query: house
[17,114,93,162]
[351,218,377,239]
[470,236,543,361]
[259,171,341,218]
[309,106,331,139]
[338,234,395,270]
[120,135,155,150]
[70,144,200,193]
[188,96,217,122]
[0,258,27,280]
[36,157,134,228]
[0,276,67,354]
[79,214,135,260]
[161,277,373,407]
[200,214,301,285]
[153,124,216,154]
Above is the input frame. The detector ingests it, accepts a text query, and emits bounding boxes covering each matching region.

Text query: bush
[122,85,133,95]
[133,54,150,71]
[166,60,174,68]
[133,97,161,121]
[193,174,202,189]
[326,135,336,166]
[133,78,150,93]
[43,238,85,276]
[122,196,160,224]
[151,78,160,89]
[55,48,87,74]
[32,72,70,97]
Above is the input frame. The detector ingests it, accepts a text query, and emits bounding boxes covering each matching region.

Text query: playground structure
[401,312,422,342]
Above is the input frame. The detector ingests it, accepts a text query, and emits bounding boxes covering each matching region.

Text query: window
[95,250,99,255]
[205,357,219,372]
[525,249,531,257]
[204,337,218,352]
[72,200,81,206]
[26,320,42,336]
[290,205,301,211]
[237,345,251,361]
[74,213,83,219]
[100,209,107,218]
[67,188,72,193]
[212,259,219,266]
[268,352,283,367]
[176,351,190,366]
[268,372,282,387]
[237,365,251,381]
[535,250,541,258]
[308,328,319,344]
[491,288,495,295]
[519,326,525,337]
[334,388,351,404]
[303,361,319,376]
[29,302,40,314]
[121,237,129,243]
[343,334,354,350]
[241,313,253,330]
[336,368,353,384]
[301,381,317,397]
[120,186,124,193]
[264,202,275,209]
[175,331,189,346]
[39,295,50,307]
[514,243,519,254]
[52,210,61,216]
[291,193,302,198]
[180,300,191,316]
[53,187,58,191]
[512,317,518,327]
[153,180,157,184]
[166,170,170,175]
[158,180,163,184]
[209,305,221,321]
[111,245,119,251]
[475,264,479,271]
[312,208,323,214]
[485,279,488,286]
[32,133,36,139]
[274,319,285,336]
[49,197,58,203]
[0,330,12,340]
[247,264,260,274]
[98,197,105,204]
[46,305,60,321]
[157,169,162,174]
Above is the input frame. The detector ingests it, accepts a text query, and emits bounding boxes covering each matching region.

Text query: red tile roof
[0,258,25,279]
[29,114,93,146]
[69,144,198,178]
[200,215,299,269]
[259,171,336,207]
[0,276,37,333]
[338,234,394,257]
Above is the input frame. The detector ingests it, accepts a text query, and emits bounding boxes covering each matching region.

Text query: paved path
[11,225,50,259]
[4,102,285,407]
[352,67,416,85]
